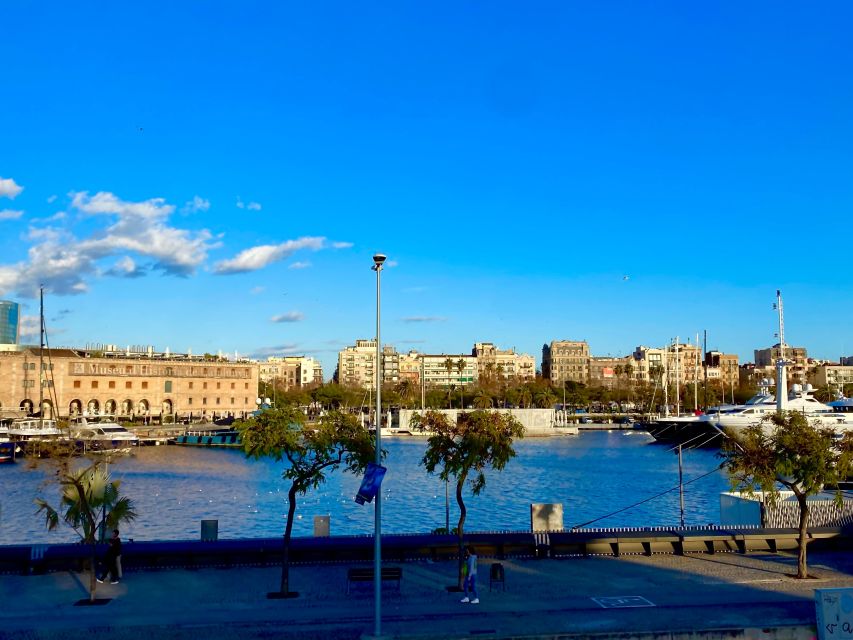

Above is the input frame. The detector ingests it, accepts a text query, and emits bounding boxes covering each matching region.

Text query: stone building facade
[0,348,259,422]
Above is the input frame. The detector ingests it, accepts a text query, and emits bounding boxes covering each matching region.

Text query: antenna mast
[775,290,788,412]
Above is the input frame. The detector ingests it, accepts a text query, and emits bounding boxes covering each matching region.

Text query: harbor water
[0,430,730,545]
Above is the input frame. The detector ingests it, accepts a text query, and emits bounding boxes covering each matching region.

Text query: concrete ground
[2,549,852,639]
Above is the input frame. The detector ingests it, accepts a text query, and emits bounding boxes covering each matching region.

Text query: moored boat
[70,414,139,453]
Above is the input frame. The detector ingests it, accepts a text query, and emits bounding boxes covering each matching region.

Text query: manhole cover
[591,596,655,608]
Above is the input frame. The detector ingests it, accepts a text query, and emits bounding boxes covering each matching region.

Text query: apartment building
[421,353,477,387]
[542,340,590,385]
[810,365,853,389]
[588,356,625,388]
[472,342,535,382]
[754,343,809,383]
[0,346,259,421]
[259,356,323,389]
[336,339,400,388]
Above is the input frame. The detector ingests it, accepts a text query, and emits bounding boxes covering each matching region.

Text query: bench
[346,567,402,594]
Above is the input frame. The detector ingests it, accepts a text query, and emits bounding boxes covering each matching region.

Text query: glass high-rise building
[0,301,20,345]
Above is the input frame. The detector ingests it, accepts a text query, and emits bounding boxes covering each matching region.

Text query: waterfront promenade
[3,548,852,639]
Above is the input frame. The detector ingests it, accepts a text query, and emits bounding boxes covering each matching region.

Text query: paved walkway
[3,549,852,639]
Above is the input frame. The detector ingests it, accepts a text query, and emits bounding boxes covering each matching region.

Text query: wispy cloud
[0,177,23,199]
[249,343,303,359]
[214,236,325,274]
[332,241,353,249]
[0,209,23,220]
[271,311,304,323]
[386,260,398,268]
[236,198,262,211]
[182,195,210,214]
[31,211,66,223]
[288,261,311,270]
[47,195,57,204]
[250,286,266,295]
[19,314,40,338]
[402,316,447,323]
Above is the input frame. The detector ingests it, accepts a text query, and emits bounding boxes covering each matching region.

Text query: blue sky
[2,2,852,377]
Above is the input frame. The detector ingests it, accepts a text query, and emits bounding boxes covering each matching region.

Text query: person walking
[460,545,479,604]
[97,529,122,585]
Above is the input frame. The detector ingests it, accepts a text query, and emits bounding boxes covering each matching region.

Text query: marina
[0,430,729,545]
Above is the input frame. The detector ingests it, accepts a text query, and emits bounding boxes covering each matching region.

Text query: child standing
[460,546,479,604]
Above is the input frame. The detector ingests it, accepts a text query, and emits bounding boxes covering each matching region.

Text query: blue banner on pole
[355,462,387,505]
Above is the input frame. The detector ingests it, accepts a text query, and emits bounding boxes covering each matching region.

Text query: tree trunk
[795,491,810,579]
[280,484,298,594]
[455,474,467,589]
[88,547,97,602]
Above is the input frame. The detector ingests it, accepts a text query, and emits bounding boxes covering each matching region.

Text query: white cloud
[71,191,174,219]
[214,236,325,274]
[71,191,216,276]
[288,261,311,270]
[250,286,266,295]
[386,260,399,268]
[105,256,146,278]
[271,311,304,323]
[332,241,353,249]
[0,190,218,298]
[47,195,57,203]
[0,177,23,199]
[0,209,23,220]
[182,195,210,214]
[402,316,447,323]
[18,315,40,339]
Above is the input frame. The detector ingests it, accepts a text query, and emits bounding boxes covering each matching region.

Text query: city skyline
[2,3,852,378]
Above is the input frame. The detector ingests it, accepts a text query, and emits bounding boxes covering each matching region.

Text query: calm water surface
[1,431,729,544]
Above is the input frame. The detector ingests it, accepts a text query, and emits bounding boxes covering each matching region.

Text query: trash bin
[201,519,218,541]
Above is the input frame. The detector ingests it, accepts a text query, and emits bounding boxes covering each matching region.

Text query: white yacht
[70,414,139,452]
[712,383,853,438]
[7,416,63,441]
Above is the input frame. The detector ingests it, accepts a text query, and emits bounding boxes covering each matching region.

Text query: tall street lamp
[371,252,386,638]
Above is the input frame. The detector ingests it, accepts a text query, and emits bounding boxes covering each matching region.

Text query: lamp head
[372,253,387,269]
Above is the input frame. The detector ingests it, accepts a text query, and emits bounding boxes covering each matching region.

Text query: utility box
[314,515,330,537]
[200,519,218,541]
[530,503,564,532]
[816,588,853,640]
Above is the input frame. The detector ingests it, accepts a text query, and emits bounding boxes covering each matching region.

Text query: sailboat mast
[675,337,680,416]
[775,290,788,412]
[39,286,44,428]
[694,332,699,412]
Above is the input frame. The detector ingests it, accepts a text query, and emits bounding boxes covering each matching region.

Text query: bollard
[201,519,218,541]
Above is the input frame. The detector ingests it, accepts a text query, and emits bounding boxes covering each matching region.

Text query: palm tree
[36,461,137,602]
[395,378,416,408]
[456,359,466,409]
[444,357,455,408]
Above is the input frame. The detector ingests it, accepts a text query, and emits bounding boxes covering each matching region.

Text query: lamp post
[371,253,386,638]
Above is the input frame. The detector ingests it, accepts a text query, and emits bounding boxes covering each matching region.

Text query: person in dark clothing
[97,529,122,584]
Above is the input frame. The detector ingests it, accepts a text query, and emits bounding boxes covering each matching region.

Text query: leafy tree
[721,412,853,579]
[35,460,137,602]
[237,406,376,597]
[410,409,524,587]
